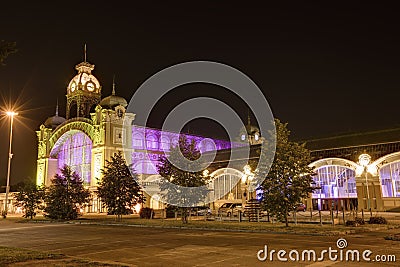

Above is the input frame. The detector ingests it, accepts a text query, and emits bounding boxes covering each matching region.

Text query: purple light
[50,131,92,184]
[131,125,242,153]
[130,125,244,175]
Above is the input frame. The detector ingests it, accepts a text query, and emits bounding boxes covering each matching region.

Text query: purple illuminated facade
[50,131,92,185]
[130,125,243,175]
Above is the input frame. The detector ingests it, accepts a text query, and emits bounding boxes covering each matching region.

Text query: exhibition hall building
[1,57,400,215]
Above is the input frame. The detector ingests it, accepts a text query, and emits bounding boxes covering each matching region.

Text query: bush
[139,207,154,219]
[369,216,387,224]
[355,217,365,225]
[346,217,365,226]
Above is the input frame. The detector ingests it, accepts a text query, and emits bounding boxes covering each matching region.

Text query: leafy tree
[44,165,90,220]
[97,152,145,221]
[0,40,17,65]
[157,136,210,223]
[257,119,315,227]
[14,181,45,219]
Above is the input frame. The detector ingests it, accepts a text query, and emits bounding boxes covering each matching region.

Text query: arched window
[132,133,143,149]
[312,165,357,199]
[160,136,170,151]
[50,130,92,185]
[211,169,242,200]
[379,161,400,197]
[146,135,158,150]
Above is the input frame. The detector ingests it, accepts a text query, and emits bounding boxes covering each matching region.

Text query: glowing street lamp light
[3,111,18,218]
[242,164,254,201]
[358,153,372,217]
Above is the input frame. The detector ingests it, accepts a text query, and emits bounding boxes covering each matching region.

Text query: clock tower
[66,60,102,119]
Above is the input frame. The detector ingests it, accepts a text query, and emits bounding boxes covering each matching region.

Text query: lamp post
[3,111,18,218]
[358,154,372,217]
[242,165,254,202]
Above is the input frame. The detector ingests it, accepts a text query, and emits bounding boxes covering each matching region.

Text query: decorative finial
[55,99,59,116]
[84,43,87,62]
[247,109,251,125]
[112,75,116,95]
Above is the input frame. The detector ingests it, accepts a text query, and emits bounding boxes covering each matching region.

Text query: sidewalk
[5,213,400,237]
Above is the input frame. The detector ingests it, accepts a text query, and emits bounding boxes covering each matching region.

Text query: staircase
[244,199,261,222]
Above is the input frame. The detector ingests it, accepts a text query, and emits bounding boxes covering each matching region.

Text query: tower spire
[247,109,251,125]
[112,75,116,95]
[56,99,59,116]
[84,43,87,62]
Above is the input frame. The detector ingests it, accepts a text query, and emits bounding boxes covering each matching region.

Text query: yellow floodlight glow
[6,111,18,116]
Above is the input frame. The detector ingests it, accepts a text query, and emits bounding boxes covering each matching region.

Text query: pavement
[1,219,400,266]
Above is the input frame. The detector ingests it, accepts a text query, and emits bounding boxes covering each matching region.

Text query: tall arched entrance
[310,158,358,211]
[50,130,93,185]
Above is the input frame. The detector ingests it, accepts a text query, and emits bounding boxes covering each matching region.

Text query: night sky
[1,2,400,184]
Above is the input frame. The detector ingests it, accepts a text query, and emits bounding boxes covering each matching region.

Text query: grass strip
[0,246,63,265]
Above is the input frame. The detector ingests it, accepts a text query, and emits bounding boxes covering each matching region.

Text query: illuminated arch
[373,152,400,166]
[309,157,358,170]
[50,130,92,185]
[210,168,244,200]
[309,158,358,200]
[373,152,400,198]
[49,118,95,152]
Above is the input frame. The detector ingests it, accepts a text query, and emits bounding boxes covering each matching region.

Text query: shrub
[369,216,387,224]
[139,207,154,219]
[355,217,365,225]
[346,217,365,226]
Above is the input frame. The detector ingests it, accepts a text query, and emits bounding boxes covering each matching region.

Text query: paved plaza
[1,220,400,266]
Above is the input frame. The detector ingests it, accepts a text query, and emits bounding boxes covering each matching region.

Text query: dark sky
[1,2,400,184]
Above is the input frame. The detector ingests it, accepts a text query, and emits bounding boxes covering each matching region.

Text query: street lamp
[3,111,18,218]
[242,164,254,202]
[358,153,372,217]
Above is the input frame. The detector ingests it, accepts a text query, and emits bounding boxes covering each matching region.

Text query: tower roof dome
[99,78,127,108]
[44,103,66,129]
[99,95,128,109]
[44,115,66,129]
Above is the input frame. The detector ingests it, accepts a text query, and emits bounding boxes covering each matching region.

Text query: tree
[0,40,17,65]
[14,181,44,219]
[44,165,90,220]
[157,136,210,224]
[257,119,315,227]
[97,152,145,221]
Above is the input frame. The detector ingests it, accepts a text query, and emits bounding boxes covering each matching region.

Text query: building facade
[3,56,400,215]
[34,57,246,212]
[305,130,400,212]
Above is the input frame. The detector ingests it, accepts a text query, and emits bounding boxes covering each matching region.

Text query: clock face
[86,82,95,92]
[254,134,259,141]
[70,82,76,92]
[241,134,246,141]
